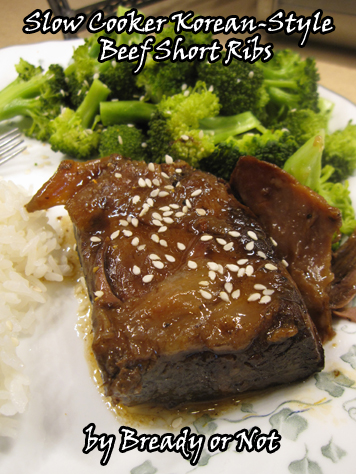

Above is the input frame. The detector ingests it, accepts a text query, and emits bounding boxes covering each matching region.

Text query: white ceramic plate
[1,41,356,474]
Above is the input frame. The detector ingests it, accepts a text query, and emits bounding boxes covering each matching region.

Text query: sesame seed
[127,216,132,223]
[161,172,170,179]
[217,238,227,245]
[182,206,189,213]
[160,239,168,247]
[110,230,120,240]
[115,172,122,178]
[263,289,275,296]
[146,198,154,207]
[245,265,254,276]
[90,236,101,242]
[224,242,234,251]
[148,163,155,171]
[199,281,209,286]
[153,260,164,269]
[123,230,133,237]
[181,83,187,91]
[209,270,216,281]
[248,293,261,302]
[219,291,229,302]
[176,168,182,174]
[183,90,190,97]
[254,284,267,290]
[118,135,123,145]
[237,259,248,265]
[145,178,152,187]
[257,251,267,259]
[226,264,239,272]
[186,199,192,208]
[259,295,272,304]
[228,231,241,238]
[165,254,175,262]
[224,282,233,293]
[139,208,149,217]
[232,289,240,299]
[177,242,186,250]
[159,191,169,197]
[197,208,206,216]
[142,275,154,283]
[165,154,174,164]
[132,195,140,204]
[94,290,104,297]
[164,185,174,190]
[169,204,180,209]
[152,212,162,220]
[152,219,162,226]
[163,211,173,216]
[158,226,167,233]
[163,217,174,224]
[149,254,160,260]
[238,268,245,277]
[282,259,289,267]
[150,189,159,198]
[270,237,278,247]
[208,262,219,271]
[138,178,146,187]
[131,237,139,246]
[133,265,141,275]
[131,218,139,227]
[199,130,204,139]
[201,235,213,241]
[200,289,212,300]
[141,142,147,148]
[191,189,202,197]
[248,70,254,78]
[181,135,189,141]
[217,264,224,274]
[152,178,160,186]
[151,234,160,243]
[247,231,258,241]
[137,244,146,251]
[188,260,197,269]
[265,263,277,271]
[245,241,255,251]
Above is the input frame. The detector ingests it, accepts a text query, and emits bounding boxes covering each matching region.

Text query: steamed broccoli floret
[49,79,110,159]
[257,50,320,124]
[137,23,213,103]
[65,6,145,108]
[200,128,298,179]
[197,52,268,118]
[99,124,148,161]
[0,60,68,141]
[323,122,356,182]
[147,82,221,166]
[283,107,331,146]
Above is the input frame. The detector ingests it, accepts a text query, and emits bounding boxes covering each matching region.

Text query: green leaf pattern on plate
[314,370,354,397]
[321,438,347,463]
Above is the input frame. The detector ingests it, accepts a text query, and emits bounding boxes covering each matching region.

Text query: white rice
[0,178,72,437]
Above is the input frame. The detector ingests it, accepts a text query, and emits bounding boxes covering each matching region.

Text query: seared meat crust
[27,155,324,407]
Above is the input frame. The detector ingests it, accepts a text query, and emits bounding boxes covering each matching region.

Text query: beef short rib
[27,155,324,407]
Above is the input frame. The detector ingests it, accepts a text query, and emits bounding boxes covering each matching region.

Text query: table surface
[1,0,356,104]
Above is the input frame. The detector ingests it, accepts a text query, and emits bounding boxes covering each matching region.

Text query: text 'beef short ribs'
[26,155,324,407]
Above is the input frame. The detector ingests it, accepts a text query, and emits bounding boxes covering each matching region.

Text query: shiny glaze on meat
[231,156,342,342]
[27,155,324,406]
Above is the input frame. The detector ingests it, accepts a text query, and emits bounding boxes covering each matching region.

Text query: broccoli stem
[100,101,157,126]
[283,130,325,192]
[199,112,267,144]
[267,87,299,108]
[0,75,47,113]
[0,97,38,122]
[77,79,110,129]
[264,79,298,89]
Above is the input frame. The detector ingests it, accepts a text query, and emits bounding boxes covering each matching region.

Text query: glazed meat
[27,155,324,407]
[230,156,342,342]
